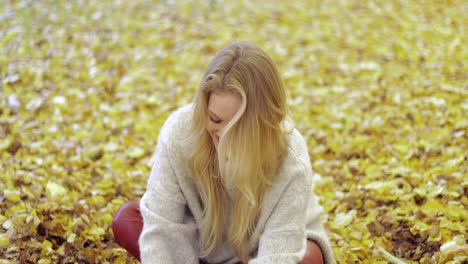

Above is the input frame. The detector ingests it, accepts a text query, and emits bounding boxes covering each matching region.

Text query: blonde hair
[187,42,288,262]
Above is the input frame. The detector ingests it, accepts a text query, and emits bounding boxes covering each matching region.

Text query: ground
[0,0,466,263]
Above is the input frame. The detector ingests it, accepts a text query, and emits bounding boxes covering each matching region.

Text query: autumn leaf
[1,0,466,263]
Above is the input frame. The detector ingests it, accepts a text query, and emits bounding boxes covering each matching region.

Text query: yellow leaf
[67,233,77,243]
[333,210,357,228]
[90,195,106,207]
[3,189,21,202]
[421,199,445,216]
[2,220,13,230]
[46,182,68,200]
[0,233,9,247]
[129,147,145,159]
[41,240,53,256]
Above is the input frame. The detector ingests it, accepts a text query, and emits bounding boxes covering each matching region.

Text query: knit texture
[139,104,335,264]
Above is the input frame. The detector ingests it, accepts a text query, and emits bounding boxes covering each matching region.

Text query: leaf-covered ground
[1,0,466,263]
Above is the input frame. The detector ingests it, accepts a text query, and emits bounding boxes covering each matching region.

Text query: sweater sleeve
[249,133,335,264]
[139,138,199,264]
[304,189,335,264]
[248,164,310,264]
[302,145,335,264]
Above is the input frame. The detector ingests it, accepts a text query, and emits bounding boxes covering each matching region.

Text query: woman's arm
[249,131,334,264]
[248,167,312,264]
[139,140,199,264]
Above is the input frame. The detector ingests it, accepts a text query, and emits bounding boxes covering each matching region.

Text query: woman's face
[206,91,242,149]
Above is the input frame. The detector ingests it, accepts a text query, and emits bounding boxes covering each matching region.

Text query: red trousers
[112,201,323,264]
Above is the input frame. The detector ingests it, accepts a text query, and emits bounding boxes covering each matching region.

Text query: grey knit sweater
[139,105,335,264]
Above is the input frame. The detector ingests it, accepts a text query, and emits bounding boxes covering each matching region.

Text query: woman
[112,42,335,263]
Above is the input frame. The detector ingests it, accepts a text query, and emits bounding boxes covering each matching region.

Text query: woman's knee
[112,201,142,241]
[299,240,324,264]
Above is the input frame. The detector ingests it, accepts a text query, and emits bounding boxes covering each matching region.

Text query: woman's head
[205,90,242,150]
[196,41,287,150]
[188,42,289,262]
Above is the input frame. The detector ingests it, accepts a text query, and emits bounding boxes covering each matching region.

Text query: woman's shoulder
[285,128,310,165]
[262,128,313,209]
[269,128,311,185]
[149,104,193,166]
[157,104,194,146]
[280,118,309,161]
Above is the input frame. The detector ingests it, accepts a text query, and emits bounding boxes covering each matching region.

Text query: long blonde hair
[187,42,288,262]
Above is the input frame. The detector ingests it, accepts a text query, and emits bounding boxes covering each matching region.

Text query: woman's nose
[212,125,223,137]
